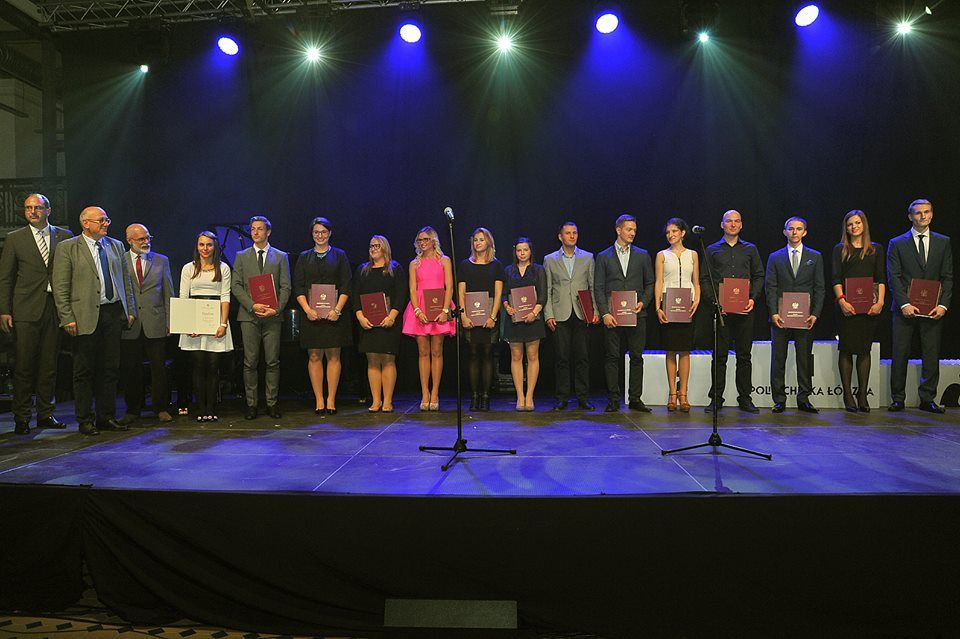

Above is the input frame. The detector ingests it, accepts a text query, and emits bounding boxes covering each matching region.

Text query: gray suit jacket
[0,224,73,322]
[231,245,292,323]
[543,247,596,322]
[122,250,175,340]
[52,234,136,335]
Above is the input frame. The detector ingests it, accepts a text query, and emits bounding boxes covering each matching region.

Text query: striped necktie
[37,229,49,265]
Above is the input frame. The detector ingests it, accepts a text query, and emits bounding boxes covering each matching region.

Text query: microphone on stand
[444,207,455,221]
[691,225,706,234]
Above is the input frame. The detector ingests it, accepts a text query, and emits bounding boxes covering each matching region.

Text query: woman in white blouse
[178,231,233,422]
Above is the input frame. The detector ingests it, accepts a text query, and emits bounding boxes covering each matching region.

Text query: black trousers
[770,325,813,405]
[603,322,646,403]
[553,316,590,402]
[12,294,61,422]
[72,302,125,424]
[891,313,943,403]
[120,330,170,415]
[708,312,755,404]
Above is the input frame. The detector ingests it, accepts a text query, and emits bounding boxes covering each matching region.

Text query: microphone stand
[661,231,771,460]
[419,210,517,471]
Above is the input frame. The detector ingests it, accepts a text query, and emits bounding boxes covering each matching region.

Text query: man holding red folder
[232,216,291,419]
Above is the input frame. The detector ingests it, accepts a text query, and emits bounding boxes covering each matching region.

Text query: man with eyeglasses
[52,207,136,436]
[119,224,175,425]
[0,194,73,435]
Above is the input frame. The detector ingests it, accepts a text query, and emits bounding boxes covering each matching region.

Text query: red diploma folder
[719,278,750,314]
[464,292,491,323]
[360,292,390,326]
[310,284,337,314]
[663,287,693,323]
[610,290,638,327]
[248,273,278,308]
[510,285,537,323]
[844,277,875,315]
[779,292,811,329]
[422,288,445,321]
[576,289,596,324]
[908,278,942,317]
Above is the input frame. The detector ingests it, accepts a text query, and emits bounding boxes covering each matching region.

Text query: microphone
[443,207,455,221]
[691,225,706,234]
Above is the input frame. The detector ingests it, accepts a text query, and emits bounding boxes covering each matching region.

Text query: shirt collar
[615,242,631,255]
[83,233,102,249]
[787,243,804,254]
[255,243,271,252]
[911,227,928,239]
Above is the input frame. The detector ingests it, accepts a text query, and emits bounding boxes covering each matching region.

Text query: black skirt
[837,312,879,355]
[660,321,694,351]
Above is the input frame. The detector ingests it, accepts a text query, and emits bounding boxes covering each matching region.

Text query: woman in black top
[502,237,547,411]
[353,235,407,412]
[293,217,352,415]
[831,210,886,412]
[458,227,505,411]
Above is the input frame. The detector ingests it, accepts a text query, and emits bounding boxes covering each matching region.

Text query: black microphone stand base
[420,439,517,472]
[660,433,772,460]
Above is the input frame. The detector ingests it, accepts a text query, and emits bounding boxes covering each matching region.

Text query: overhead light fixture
[399,22,422,43]
[794,5,819,27]
[896,20,913,35]
[305,46,322,62]
[698,32,710,43]
[217,36,239,56]
[139,64,149,73]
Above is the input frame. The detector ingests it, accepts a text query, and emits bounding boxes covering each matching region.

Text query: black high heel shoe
[843,393,859,413]
[315,408,326,416]
[857,395,870,413]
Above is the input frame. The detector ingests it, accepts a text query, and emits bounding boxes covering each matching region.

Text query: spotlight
[496,34,513,52]
[306,46,322,62]
[698,32,710,43]
[896,20,913,35]
[139,64,149,74]
[924,6,933,15]
[399,22,422,43]
[794,5,819,27]
[217,36,239,56]
[595,12,619,34]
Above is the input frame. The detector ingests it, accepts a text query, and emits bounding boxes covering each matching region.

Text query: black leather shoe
[245,406,258,420]
[37,416,66,429]
[577,399,595,410]
[797,401,819,414]
[604,400,619,413]
[97,418,129,432]
[738,400,760,414]
[857,396,870,413]
[267,404,282,419]
[843,394,859,413]
[552,400,568,411]
[918,401,946,414]
[315,408,326,416]
[628,400,652,412]
[888,401,905,412]
[14,421,30,435]
[79,422,100,436]
[772,402,786,413]
[326,407,337,416]
[704,400,723,413]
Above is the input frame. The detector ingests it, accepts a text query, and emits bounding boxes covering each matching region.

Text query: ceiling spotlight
[306,46,321,62]
[794,5,819,27]
[595,12,619,34]
[896,21,913,35]
[139,64,149,74]
[399,22,422,43]
[496,34,513,52]
[698,32,710,43]
[217,36,239,56]
[924,6,933,15]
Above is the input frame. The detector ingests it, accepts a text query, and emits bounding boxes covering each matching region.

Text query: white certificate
[169,298,221,335]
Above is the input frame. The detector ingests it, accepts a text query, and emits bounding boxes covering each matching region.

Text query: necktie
[917,234,926,266]
[37,230,49,265]
[258,249,265,274]
[791,249,799,276]
[136,254,144,285]
[98,241,115,301]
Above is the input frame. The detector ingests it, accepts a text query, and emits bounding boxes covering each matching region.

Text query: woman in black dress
[832,209,885,412]
[353,235,406,413]
[458,227,505,411]
[293,217,352,415]
[502,237,547,411]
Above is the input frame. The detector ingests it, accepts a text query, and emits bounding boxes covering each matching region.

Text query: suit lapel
[141,252,154,284]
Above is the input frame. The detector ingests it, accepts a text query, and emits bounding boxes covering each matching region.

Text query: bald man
[119,224,175,424]
[52,207,136,435]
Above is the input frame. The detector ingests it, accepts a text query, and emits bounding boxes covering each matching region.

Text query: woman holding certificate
[502,237,547,411]
[178,231,233,422]
[353,235,407,413]
[654,218,700,413]
[832,210,885,413]
[293,217,352,415]
[401,226,455,411]
[458,228,505,412]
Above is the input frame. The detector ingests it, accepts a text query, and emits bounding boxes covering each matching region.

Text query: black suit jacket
[886,230,953,311]
[594,244,654,318]
[764,245,825,320]
[0,224,73,322]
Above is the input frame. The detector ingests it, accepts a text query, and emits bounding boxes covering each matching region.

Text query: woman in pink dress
[402,226,455,411]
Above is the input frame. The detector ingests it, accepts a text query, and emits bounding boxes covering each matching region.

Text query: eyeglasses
[83,217,111,226]
[313,229,330,236]
[369,243,382,249]
[24,205,49,212]
[416,237,432,244]
[130,235,153,242]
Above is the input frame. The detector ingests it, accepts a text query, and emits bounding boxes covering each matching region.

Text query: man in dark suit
[594,214,654,413]
[0,194,73,434]
[543,221,597,411]
[52,206,136,435]
[232,215,291,420]
[887,198,953,413]
[765,216,825,414]
[119,224,175,425]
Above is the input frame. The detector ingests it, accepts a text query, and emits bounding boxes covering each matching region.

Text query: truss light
[399,22,422,43]
[595,12,619,34]
[896,21,913,35]
[217,36,239,56]
[139,64,149,74]
[496,34,513,52]
[794,5,819,27]
[698,32,710,43]
[306,46,322,62]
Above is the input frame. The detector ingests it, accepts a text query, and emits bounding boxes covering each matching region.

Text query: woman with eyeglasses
[293,217,352,415]
[178,231,233,423]
[353,235,407,413]
[401,226,455,411]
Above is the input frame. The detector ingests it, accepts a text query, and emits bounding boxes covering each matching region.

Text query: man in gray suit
[232,215,291,420]
[119,224,175,425]
[0,193,73,434]
[543,221,597,411]
[52,206,136,435]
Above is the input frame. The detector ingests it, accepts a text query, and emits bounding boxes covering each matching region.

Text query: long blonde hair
[840,210,876,262]
[414,226,444,263]
[362,235,395,276]
[470,227,496,262]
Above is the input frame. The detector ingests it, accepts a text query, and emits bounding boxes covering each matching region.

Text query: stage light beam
[698,32,710,43]
[897,21,913,35]
[795,5,820,27]
[595,12,619,34]
[217,36,239,56]
[139,64,149,74]
[306,46,322,62]
[496,34,513,53]
[399,22,422,43]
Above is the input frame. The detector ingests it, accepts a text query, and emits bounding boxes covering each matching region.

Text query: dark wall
[57,0,959,359]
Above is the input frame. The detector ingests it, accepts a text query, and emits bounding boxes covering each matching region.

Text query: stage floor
[2,395,957,495]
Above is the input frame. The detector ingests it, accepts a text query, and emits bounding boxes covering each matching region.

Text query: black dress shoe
[267,404,282,419]
[79,422,100,436]
[888,401,905,412]
[577,399,596,411]
[738,400,760,414]
[245,406,258,420]
[918,401,946,414]
[704,400,723,413]
[797,401,819,414]
[14,421,30,435]
[552,400,568,411]
[97,418,129,432]
[37,416,66,429]
[628,400,652,412]
[604,400,619,413]
[772,402,786,413]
